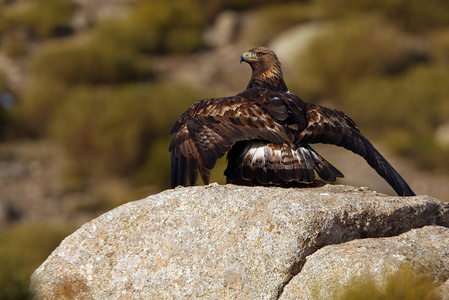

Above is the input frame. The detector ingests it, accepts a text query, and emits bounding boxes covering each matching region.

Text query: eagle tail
[224,141,343,185]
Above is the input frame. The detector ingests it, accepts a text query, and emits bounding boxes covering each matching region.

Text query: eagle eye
[256,52,263,58]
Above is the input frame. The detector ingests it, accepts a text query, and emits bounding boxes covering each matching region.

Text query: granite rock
[30,184,449,299]
[280,225,449,299]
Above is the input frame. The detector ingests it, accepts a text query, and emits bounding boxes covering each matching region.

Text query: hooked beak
[240,52,256,64]
[240,52,248,64]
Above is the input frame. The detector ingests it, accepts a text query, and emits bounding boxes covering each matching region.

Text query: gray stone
[269,22,330,70]
[280,225,449,299]
[203,10,241,48]
[30,184,449,299]
[435,122,449,149]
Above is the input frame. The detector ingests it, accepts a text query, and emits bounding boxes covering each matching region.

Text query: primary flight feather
[169,47,415,196]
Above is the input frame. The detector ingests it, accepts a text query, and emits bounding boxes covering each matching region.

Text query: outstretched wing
[299,104,415,196]
[169,92,300,188]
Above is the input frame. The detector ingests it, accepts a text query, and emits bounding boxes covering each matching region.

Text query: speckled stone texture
[280,225,449,299]
[30,184,449,299]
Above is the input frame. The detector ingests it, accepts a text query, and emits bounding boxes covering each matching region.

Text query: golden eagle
[169,47,415,196]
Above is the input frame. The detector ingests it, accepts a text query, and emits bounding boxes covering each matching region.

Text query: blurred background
[1,0,449,297]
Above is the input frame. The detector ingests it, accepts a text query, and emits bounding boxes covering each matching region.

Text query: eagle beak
[240,51,257,64]
[240,52,249,64]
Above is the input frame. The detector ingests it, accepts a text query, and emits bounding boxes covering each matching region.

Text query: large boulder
[30,184,449,299]
[280,225,449,299]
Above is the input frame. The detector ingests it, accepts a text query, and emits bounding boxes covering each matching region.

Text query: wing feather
[169,93,298,188]
[299,104,415,196]
[170,90,414,196]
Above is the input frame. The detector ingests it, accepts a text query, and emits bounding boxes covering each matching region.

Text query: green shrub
[1,0,74,39]
[292,17,424,100]
[339,265,440,300]
[317,0,449,33]
[21,34,153,135]
[50,83,208,180]
[0,70,7,93]
[50,85,151,175]
[1,31,27,58]
[343,64,449,170]
[432,29,449,64]
[0,222,74,299]
[344,64,449,133]
[30,39,153,85]
[254,2,317,44]
[137,137,172,189]
[20,77,69,135]
[0,106,10,139]
[96,0,205,54]
[198,0,294,12]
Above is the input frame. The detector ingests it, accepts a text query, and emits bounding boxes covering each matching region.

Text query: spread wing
[299,104,415,196]
[169,92,301,188]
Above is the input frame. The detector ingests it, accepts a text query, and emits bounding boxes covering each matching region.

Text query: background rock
[203,10,241,48]
[269,22,330,72]
[435,122,449,149]
[30,184,449,299]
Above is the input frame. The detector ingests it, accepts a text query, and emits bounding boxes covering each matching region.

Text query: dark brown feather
[169,47,415,196]
[169,93,297,186]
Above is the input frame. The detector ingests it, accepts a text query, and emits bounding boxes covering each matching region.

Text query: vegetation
[96,0,206,54]
[343,65,449,170]
[198,0,296,15]
[0,0,74,50]
[292,12,449,171]
[49,83,206,182]
[31,40,153,85]
[316,0,449,33]
[292,16,426,100]
[339,265,440,300]
[0,222,74,299]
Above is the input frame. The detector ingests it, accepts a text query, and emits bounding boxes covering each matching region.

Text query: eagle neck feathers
[247,60,288,92]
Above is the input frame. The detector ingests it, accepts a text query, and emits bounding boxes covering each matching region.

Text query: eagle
[169,47,415,196]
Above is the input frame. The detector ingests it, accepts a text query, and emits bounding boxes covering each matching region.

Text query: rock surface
[280,225,449,299]
[30,184,449,299]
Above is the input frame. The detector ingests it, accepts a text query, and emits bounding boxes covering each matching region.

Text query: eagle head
[240,47,287,91]
[240,47,279,65]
